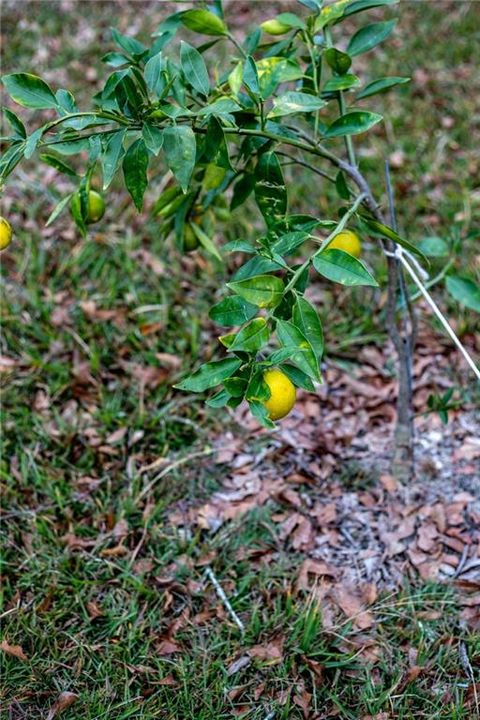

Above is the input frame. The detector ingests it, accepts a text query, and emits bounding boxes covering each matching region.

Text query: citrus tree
[1,0,435,480]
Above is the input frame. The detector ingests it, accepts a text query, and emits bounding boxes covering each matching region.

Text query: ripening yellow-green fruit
[328,230,362,258]
[182,223,200,252]
[262,368,296,421]
[260,19,292,36]
[0,217,13,251]
[71,190,105,224]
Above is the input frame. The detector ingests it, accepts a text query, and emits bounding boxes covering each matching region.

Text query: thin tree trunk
[338,158,416,481]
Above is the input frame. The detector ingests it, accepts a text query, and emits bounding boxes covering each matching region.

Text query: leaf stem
[227,32,247,58]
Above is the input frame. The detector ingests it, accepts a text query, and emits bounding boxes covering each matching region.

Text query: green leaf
[343,0,398,19]
[162,125,196,193]
[293,296,324,359]
[24,127,44,159]
[276,12,305,28]
[227,275,285,308]
[335,171,350,200]
[39,153,77,177]
[144,52,166,96]
[256,57,303,99]
[197,97,241,117]
[111,28,146,57]
[3,108,26,139]
[102,129,126,190]
[122,138,149,211]
[276,319,320,380]
[223,239,256,254]
[2,73,58,109]
[175,357,242,392]
[229,318,270,352]
[232,256,284,282]
[248,400,276,429]
[446,276,480,313]
[45,193,74,227]
[228,62,243,97]
[323,75,360,93]
[180,41,210,96]
[347,20,397,57]
[255,152,287,228]
[206,388,231,408]
[243,56,260,96]
[279,364,316,391]
[359,215,429,263]
[190,222,222,262]
[142,123,164,155]
[417,236,449,258]
[181,9,228,36]
[313,249,378,286]
[324,48,352,75]
[0,143,25,181]
[315,0,352,30]
[48,139,91,155]
[298,0,323,10]
[271,231,308,256]
[231,173,255,210]
[102,51,130,67]
[269,91,327,118]
[55,88,77,113]
[325,110,383,137]
[356,76,410,99]
[209,296,258,326]
[223,377,248,398]
[202,116,232,170]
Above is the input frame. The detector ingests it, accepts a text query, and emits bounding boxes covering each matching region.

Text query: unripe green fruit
[0,217,13,251]
[213,206,231,222]
[183,224,199,252]
[260,19,291,36]
[71,190,105,224]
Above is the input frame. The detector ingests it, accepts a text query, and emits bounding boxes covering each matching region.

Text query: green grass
[1,1,479,717]
[2,498,479,718]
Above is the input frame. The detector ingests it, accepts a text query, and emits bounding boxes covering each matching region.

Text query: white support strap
[387,246,480,382]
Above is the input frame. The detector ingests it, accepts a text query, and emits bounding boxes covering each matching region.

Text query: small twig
[276,151,336,183]
[227,32,247,58]
[453,544,470,579]
[204,566,245,634]
[459,640,479,716]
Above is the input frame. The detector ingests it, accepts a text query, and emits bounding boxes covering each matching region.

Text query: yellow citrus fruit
[262,368,296,421]
[183,223,199,251]
[329,230,362,258]
[260,19,291,35]
[71,190,105,224]
[0,217,13,251]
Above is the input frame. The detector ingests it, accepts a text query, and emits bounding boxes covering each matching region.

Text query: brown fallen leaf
[86,601,103,619]
[0,640,28,662]
[157,639,181,656]
[297,558,336,591]
[46,691,79,719]
[112,518,129,541]
[334,586,374,630]
[291,516,314,551]
[248,636,284,663]
[100,543,128,558]
[62,533,97,550]
[293,687,312,719]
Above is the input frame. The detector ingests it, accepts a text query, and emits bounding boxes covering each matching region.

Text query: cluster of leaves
[1,0,472,424]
